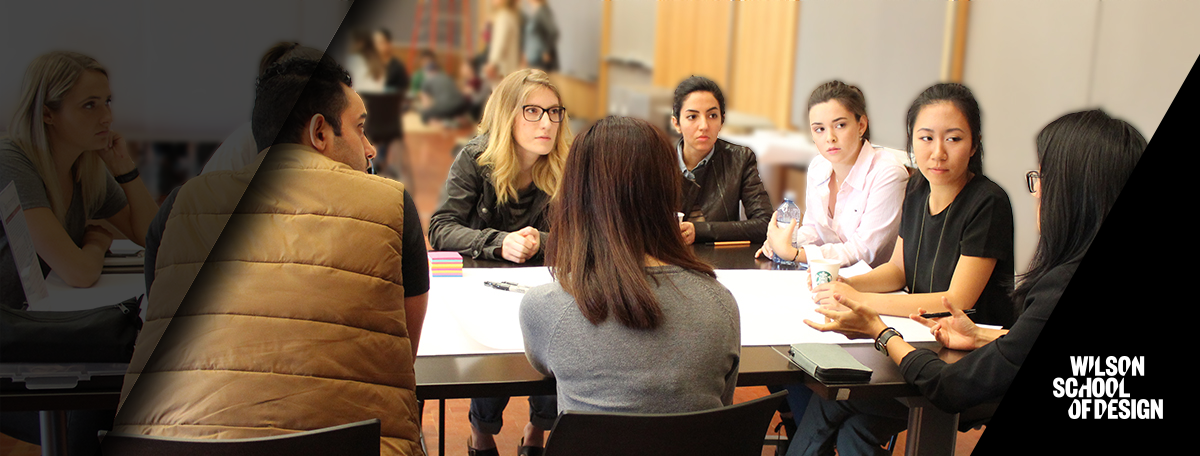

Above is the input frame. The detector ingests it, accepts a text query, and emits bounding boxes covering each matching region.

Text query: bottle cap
[783,190,797,202]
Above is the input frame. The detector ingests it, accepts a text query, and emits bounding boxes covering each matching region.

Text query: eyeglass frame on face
[521,104,567,123]
[1026,170,1041,194]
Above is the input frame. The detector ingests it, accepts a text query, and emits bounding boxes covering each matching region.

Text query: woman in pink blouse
[757,81,909,267]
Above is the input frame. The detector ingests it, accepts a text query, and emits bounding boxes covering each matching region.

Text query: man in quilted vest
[110,55,430,456]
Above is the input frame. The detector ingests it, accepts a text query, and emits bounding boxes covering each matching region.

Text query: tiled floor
[0,118,981,456]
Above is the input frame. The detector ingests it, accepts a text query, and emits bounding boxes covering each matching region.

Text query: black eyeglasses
[1026,170,1040,194]
[522,105,566,123]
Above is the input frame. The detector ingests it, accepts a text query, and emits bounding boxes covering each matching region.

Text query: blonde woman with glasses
[428,68,571,456]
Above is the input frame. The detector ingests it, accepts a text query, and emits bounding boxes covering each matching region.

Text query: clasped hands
[502,226,541,263]
[805,290,983,352]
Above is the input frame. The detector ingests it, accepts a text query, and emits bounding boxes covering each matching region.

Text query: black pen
[484,281,530,293]
[919,308,976,319]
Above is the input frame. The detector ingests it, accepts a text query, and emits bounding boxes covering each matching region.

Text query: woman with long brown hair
[520,116,741,415]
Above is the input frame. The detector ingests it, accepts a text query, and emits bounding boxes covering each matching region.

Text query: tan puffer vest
[114,144,423,456]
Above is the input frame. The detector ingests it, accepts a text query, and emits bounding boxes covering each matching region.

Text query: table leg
[38,410,67,456]
[439,399,446,456]
[900,398,959,456]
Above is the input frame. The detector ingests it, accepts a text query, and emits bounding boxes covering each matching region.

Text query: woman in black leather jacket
[670,76,773,244]
[428,68,571,264]
[427,68,571,456]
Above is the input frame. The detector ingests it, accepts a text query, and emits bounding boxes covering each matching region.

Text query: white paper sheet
[417,267,935,357]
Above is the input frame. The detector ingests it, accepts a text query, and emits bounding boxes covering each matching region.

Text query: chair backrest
[542,390,787,456]
[99,419,380,456]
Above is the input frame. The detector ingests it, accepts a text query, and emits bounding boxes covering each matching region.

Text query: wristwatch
[874,327,902,357]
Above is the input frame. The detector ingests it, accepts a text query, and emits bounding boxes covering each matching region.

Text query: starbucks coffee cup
[809,258,841,288]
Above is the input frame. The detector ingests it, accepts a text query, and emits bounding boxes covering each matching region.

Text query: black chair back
[543,391,787,456]
[100,418,380,456]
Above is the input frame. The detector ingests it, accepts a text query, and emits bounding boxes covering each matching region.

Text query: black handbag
[0,295,143,363]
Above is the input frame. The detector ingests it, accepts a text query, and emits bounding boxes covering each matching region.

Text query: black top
[144,185,429,298]
[384,58,410,94]
[899,173,1016,327]
[899,261,1079,413]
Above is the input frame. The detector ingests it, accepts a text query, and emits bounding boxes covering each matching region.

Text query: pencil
[713,240,752,247]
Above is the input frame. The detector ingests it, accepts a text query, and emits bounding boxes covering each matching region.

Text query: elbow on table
[58,267,102,288]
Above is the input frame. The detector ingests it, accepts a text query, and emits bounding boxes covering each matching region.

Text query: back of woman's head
[548,116,714,330]
[477,68,572,204]
[1016,109,1145,302]
[808,80,870,141]
[906,82,984,174]
[7,51,109,223]
[1035,109,1144,267]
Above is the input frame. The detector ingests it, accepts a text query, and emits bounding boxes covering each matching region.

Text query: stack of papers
[428,251,463,277]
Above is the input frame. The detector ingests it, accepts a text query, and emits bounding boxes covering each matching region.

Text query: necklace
[910,195,950,294]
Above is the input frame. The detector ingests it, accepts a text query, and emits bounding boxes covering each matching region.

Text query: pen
[918,309,977,319]
[713,240,752,247]
[484,281,531,293]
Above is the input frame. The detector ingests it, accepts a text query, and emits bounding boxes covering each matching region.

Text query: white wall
[0,0,348,142]
[608,0,658,69]
[790,0,946,150]
[964,0,1199,272]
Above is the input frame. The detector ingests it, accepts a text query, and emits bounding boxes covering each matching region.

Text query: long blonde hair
[6,51,111,224]
[477,68,572,204]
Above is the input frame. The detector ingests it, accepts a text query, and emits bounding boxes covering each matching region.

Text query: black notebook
[789,343,873,384]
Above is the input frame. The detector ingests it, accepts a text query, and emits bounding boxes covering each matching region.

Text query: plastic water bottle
[772,191,802,265]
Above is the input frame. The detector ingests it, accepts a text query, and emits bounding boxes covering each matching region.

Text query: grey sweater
[519,265,740,414]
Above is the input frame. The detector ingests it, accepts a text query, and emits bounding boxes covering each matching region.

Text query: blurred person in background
[485,0,522,82]
[416,49,470,127]
[346,28,386,94]
[522,0,559,73]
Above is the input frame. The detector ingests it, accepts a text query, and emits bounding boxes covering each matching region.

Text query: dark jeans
[468,396,558,434]
[768,383,814,430]
[786,394,908,456]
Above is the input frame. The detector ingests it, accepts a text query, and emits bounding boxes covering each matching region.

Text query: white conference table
[415,245,968,456]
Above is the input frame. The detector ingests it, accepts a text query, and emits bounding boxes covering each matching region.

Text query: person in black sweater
[789,109,1147,456]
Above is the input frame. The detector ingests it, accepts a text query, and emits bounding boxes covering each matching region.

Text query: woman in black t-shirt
[812,83,1016,327]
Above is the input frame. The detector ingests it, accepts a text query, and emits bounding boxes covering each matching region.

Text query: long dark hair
[1014,109,1145,304]
[906,83,984,175]
[547,116,715,330]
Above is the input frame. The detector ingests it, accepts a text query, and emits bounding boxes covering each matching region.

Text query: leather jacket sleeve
[691,142,772,243]
[427,140,509,260]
